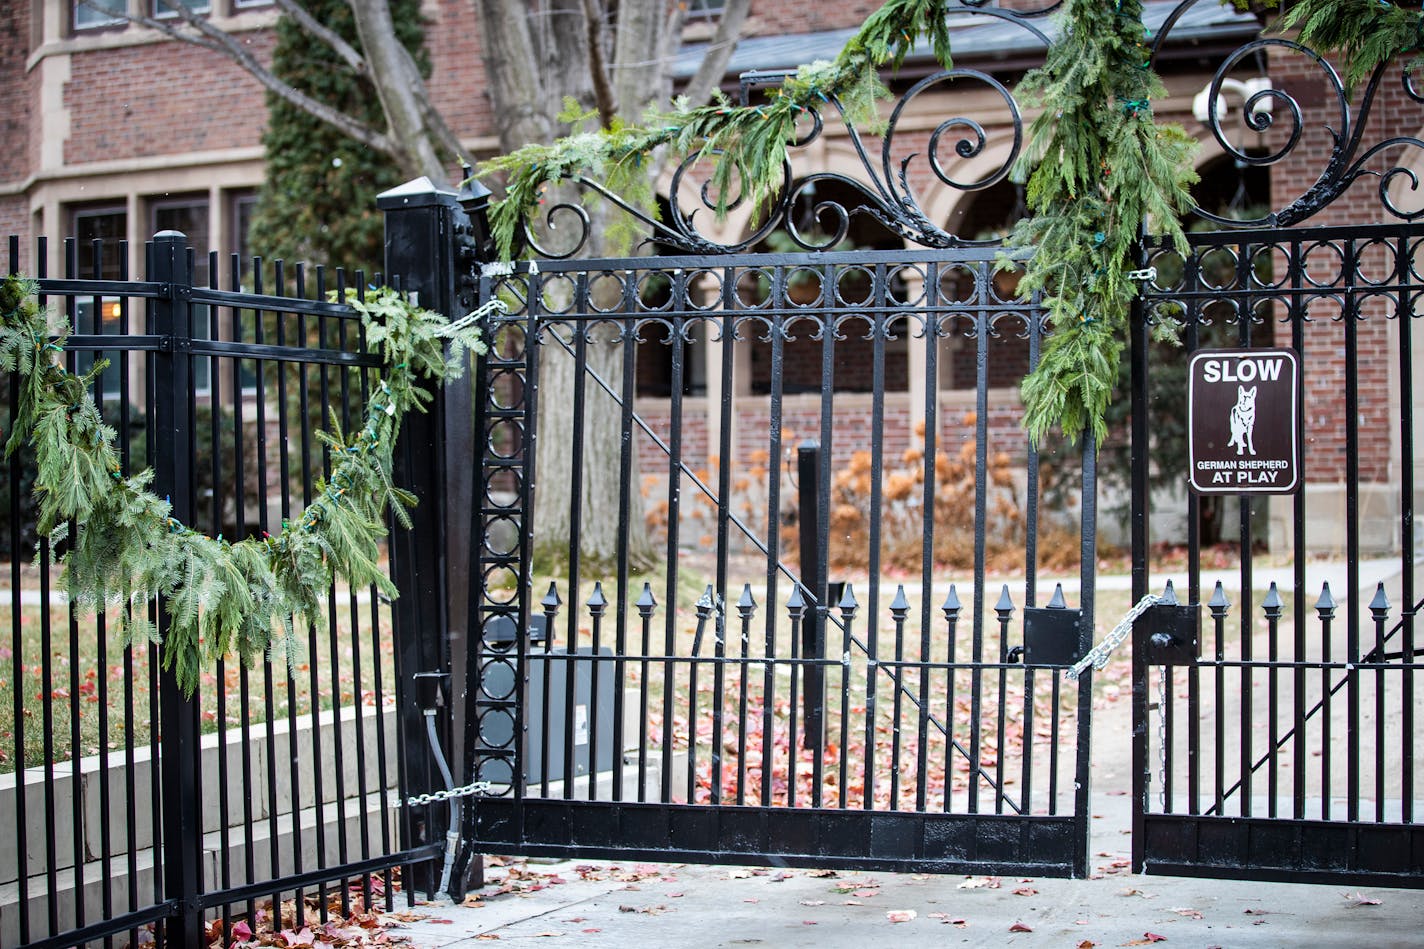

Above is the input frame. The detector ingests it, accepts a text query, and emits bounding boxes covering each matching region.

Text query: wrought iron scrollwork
[509,0,1424,258]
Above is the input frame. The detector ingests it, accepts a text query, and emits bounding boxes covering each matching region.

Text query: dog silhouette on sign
[1227,384,1257,456]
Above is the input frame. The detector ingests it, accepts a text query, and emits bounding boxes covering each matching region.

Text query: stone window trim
[43,1,276,61]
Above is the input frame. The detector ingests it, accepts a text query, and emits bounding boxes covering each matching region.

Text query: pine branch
[0,273,486,696]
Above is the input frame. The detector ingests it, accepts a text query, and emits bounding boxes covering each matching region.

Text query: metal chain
[1066,593,1162,680]
[1155,664,1169,809]
[402,780,494,808]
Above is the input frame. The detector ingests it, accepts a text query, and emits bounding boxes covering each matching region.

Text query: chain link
[1066,593,1162,680]
[1155,664,1169,809]
[402,780,494,808]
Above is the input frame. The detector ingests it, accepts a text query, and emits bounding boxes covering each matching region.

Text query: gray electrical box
[478,646,617,786]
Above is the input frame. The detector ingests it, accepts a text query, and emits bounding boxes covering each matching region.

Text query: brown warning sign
[1187,347,1299,495]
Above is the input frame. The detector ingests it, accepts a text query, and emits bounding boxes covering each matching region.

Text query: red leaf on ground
[1013,887,1038,896]
[1009,921,1033,932]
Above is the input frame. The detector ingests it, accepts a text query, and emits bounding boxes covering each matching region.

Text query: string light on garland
[0,273,489,696]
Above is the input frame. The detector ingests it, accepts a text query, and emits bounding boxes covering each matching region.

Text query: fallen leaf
[853,889,880,898]
[427,920,452,926]
[582,929,600,935]
[802,921,817,926]
[1009,921,1033,932]
[1343,892,1382,906]
[1013,887,1038,896]
[743,898,759,904]
[1122,934,1168,946]
[474,936,500,942]
[666,892,684,898]
[231,921,254,942]
[886,910,917,923]
[461,895,485,908]
[1078,942,1096,949]
[1171,908,1203,919]
[808,869,838,878]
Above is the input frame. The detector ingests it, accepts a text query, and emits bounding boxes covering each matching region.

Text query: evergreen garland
[476,0,1424,444]
[1281,0,1424,91]
[0,274,485,696]
[1006,0,1199,445]
[479,0,955,259]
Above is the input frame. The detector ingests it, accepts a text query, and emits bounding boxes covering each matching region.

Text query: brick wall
[63,36,272,165]
[0,3,30,179]
[744,0,891,37]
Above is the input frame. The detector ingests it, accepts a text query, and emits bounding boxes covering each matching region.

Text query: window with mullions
[74,0,126,31]
[153,0,210,16]
[686,0,725,17]
[70,205,127,398]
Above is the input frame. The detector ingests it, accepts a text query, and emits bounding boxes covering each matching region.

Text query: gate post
[150,231,204,946]
[1128,240,1151,875]
[377,178,475,898]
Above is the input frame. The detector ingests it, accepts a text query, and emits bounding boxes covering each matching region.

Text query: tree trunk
[478,0,751,576]
[349,0,455,182]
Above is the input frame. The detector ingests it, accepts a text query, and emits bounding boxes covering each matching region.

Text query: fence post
[797,441,826,752]
[150,231,203,946]
[377,177,474,898]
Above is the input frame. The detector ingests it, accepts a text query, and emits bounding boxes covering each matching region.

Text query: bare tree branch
[77,0,397,158]
[272,0,368,77]
[680,0,752,108]
[581,0,618,127]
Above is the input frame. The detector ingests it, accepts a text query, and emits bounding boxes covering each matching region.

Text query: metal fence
[2,232,445,949]
[466,246,1102,875]
[1131,223,1424,885]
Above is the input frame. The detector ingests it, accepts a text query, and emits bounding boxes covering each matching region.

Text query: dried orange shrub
[819,414,1025,572]
[644,442,792,556]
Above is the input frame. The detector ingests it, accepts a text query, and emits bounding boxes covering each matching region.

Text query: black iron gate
[1132,223,1424,886]
[466,248,1101,875]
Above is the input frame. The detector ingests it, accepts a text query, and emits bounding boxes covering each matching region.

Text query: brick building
[1,0,1420,553]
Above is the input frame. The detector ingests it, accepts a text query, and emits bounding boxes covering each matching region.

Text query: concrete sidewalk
[382,805,1424,949]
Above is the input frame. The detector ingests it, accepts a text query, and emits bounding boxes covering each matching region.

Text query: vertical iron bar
[206,248,231,938]
[941,588,961,813]
[762,308,786,808]
[1238,259,1255,819]
[1075,440,1098,878]
[1395,232,1415,824]
[7,234,29,945]
[613,305,636,804]
[661,313,685,802]
[969,303,988,814]
[231,252,258,914]
[866,298,888,810]
[565,310,589,800]
[1292,239,1309,821]
[814,289,835,809]
[64,240,86,936]
[1345,239,1361,824]
[917,280,941,813]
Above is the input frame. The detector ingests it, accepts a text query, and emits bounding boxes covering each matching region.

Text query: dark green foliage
[1005,0,1198,446]
[1282,0,1424,91]
[0,273,484,696]
[480,0,955,259]
[247,0,429,270]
